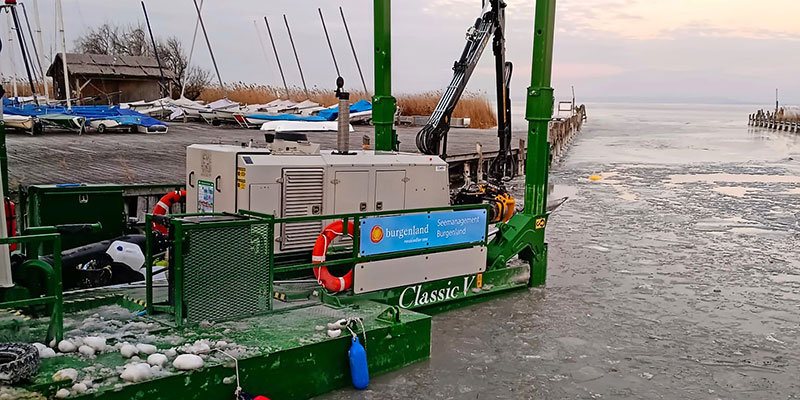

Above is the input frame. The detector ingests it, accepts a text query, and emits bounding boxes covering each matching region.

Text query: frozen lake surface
[321,103,800,399]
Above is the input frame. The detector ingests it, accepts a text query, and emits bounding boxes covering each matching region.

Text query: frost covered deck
[8,293,429,400]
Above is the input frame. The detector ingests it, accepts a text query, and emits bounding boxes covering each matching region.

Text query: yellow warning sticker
[237,167,246,178]
[476,273,483,288]
[237,179,246,189]
[535,218,547,229]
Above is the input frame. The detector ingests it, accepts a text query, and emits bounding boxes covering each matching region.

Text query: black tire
[211,119,222,127]
[97,124,107,133]
[130,126,138,134]
[0,343,40,384]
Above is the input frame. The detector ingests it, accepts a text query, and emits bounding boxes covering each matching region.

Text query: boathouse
[46,53,174,104]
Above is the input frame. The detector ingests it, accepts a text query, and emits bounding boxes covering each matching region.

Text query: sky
[2,0,800,105]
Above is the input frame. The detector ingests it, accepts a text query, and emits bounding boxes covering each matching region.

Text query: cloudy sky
[3,0,800,104]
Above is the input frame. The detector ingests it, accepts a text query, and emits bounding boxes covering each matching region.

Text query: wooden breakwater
[748,109,800,132]
[446,104,587,185]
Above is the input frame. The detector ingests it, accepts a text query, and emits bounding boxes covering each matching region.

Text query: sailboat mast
[191,0,224,94]
[31,0,49,99]
[19,4,42,79]
[283,15,308,98]
[339,7,368,94]
[141,1,167,98]
[264,16,289,98]
[11,3,39,103]
[56,0,71,108]
[181,0,203,98]
[318,9,341,78]
[6,13,18,97]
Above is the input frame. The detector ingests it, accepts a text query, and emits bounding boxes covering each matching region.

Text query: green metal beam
[485,0,555,286]
[372,0,398,152]
[0,87,7,196]
[524,0,556,216]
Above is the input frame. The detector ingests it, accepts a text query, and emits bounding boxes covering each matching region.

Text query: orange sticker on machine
[535,218,547,229]
[476,273,483,288]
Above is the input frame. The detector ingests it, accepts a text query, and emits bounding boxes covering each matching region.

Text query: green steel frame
[372,0,557,287]
[146,204,490,326]
[0,232,64,343]
[372,0,398,152]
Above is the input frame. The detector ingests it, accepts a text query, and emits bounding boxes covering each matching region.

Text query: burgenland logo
[370,225,384,243]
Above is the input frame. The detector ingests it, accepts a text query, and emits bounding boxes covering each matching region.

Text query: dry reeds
[199,83,497,129]
[198,83,371,107]
[396,91,496,129]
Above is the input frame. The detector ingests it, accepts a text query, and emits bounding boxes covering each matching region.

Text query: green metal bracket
[486,214,548,286]
[373,0,398,152]
[376,305,402,324]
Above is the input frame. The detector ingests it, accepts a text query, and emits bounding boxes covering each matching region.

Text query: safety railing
[145,203,489,326]
[240,203,490,275]
[0,233,63,342]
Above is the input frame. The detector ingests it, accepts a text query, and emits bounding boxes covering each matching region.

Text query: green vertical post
[372,0,398,152]
[144,214,153,315]
[51,235,63,343]
[523,0,556,216]
[0,87,8,196]
[173,221,184,327]
[267,217,274,311]
[485,0,556,287]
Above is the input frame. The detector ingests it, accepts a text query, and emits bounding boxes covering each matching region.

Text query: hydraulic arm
[415,0,514,182]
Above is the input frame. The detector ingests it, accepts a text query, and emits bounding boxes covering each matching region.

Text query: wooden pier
[4,105,587,194]
[748,109,800,132]
[446,104,587,185]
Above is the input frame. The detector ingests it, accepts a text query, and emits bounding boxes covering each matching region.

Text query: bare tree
[74,23,211,99]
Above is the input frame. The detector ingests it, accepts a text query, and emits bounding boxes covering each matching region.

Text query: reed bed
[199,84,497,129]
[396,91,496,129]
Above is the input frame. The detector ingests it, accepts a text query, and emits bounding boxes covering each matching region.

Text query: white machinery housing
[186,144,450,253]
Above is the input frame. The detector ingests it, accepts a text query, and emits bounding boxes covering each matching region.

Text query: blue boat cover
[246,100,372,122]
[2,99,168,128]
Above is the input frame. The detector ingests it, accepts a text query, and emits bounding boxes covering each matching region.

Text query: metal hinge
[331,179,340,185]
[276,177,284,183]
[401,177,410,183]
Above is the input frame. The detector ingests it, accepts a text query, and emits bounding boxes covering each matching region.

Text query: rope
[344,316,367,351]
[214,349,242,396]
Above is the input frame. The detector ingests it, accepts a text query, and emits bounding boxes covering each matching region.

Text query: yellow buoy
[589,174,602,181]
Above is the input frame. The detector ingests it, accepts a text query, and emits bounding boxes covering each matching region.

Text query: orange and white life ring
[311,220,354,292]
[151,190,186,234]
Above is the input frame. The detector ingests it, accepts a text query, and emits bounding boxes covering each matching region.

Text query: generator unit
[186,140,449,253]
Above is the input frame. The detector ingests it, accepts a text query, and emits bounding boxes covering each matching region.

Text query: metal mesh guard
[183,223,271,322]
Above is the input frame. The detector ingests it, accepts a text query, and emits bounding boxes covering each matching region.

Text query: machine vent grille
[281,168,325,251]
[181,220,272,323]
